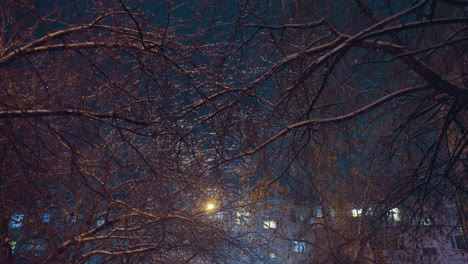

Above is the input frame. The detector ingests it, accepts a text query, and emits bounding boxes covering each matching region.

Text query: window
[263,220,277,229]
[10,241,17,251]
[214,212,223,219]
[292,240,306,252]
[422,247,437,255]
[235,210,250,224]
[444,206,458,220]
[42,213,51,223]
[389,208,401,221]
[295,208,310,222]
[419,216,432,226]
[96,219,105,227]
[329,208,337,217]
[312,206,323,218]
[268,252,277,259]
[351,209,362,217]
[9,214,24,228]
[68,212,77,222]
[296,210,305,222]
[453,235,467,250]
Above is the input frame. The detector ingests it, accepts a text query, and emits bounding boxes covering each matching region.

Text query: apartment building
[226,196,467,264]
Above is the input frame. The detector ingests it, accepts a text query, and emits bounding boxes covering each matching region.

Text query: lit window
[419,216,432,226]
[351,209,362,217]
[292,240,306,252]
[389,208,401,221]
[96,219,105,226]
[10,241,17,252]
[312,206,323,218]
[365,207,374,215]
[268,253,277,259]
[42,213,51,223]
[214,212,223,219]
[10,214,24,228]
[263,220,277,229]
[329,208,337,217]
[235,210,250,224]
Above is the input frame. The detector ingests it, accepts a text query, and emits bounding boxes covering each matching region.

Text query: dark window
[453,235,467,250]
[444,207,458,219]
[294,208,310,222]
[422,247,437,255]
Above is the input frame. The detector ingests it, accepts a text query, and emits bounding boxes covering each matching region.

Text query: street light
[205,202,216,211]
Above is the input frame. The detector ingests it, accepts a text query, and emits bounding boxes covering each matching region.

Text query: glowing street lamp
[204,201,223,219]
[205,202,216,211]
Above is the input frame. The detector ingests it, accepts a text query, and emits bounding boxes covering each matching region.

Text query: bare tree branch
[0,109,151,126]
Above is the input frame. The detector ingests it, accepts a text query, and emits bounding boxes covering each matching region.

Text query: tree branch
[245,18,325,29]
[0,109,150,126]
[213,85,432,167]
[357,38,468,102]
[361,17,468,40]
[283,0,429,94]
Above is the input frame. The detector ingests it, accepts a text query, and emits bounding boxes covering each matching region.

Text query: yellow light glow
[205,203,216,211]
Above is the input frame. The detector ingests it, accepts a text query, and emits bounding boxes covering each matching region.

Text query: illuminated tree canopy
[0,0,466,263]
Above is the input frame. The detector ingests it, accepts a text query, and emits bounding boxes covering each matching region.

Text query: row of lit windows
[5,208,439,229]
[296,206,402,220]
[350,207,401,221]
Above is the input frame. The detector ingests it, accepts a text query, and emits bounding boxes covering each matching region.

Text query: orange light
[205,203,216,211]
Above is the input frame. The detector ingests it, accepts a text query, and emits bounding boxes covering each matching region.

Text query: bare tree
[0,1,264,263]
[0,0,466,263]
[235,0,467,263]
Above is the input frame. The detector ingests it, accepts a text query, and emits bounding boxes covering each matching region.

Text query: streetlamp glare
[206,203,216,211]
